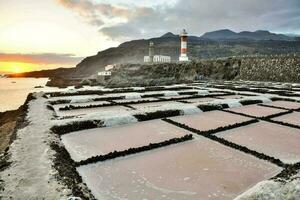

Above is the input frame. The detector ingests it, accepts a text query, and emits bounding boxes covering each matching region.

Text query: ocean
[0,78,58,112]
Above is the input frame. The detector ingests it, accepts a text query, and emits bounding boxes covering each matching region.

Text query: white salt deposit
[180,105,202,115]
[242,96,272,103]
[81,112,138,127]
[163,91,179,97]
[197,90,209,95]
[208,99,242,108]
[102,115,138,127]
[124,92,142,100]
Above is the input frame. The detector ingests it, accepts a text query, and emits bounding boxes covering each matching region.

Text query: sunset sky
[0,0,299,73]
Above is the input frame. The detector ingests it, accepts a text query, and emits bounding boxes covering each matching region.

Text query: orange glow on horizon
[0,62,38,74]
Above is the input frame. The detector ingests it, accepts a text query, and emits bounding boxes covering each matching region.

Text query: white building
[98,71,111,76]
[105,64,115,71]
[144,41,171,63]
[144,55,171,63]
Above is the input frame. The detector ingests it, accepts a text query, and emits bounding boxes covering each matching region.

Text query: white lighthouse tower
[179,29,189,62]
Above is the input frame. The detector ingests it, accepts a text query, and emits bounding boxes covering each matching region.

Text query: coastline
[0,94,34,192]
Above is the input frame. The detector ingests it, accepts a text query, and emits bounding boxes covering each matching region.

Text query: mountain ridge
[201,29,294,41]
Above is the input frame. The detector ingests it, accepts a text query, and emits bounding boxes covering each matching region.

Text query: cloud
[0,53,83,65]
[57,0,152,27]
[57,0,300,41]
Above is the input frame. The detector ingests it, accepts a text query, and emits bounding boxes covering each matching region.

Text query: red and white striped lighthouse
[179,29,189,62]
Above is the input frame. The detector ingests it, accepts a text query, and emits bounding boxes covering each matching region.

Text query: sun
[0,62,36,74]
[12,66,22,73]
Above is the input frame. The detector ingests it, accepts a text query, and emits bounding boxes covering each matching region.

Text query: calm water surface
[0,78,61,112]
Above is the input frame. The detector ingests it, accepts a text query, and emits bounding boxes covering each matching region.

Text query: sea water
[0,78,54,112]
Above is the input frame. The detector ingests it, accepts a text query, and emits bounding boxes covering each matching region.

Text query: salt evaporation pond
[227,105,285,117]
[262,101,300,110]
[77,139,280,200]
[273,112,300,126]
[49,94,100,102]
[53,101,110,111]
[112,97,158,104]
[217,121,300,164]
[170,111,251,132]
[184,97,216,103]
[129,101,179,110]
[56,105,131,117]
[62,119,189,162]
[217,95,247,99]
[160,95,192,100]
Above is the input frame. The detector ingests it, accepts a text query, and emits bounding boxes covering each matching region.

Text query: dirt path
[0,93,71,199]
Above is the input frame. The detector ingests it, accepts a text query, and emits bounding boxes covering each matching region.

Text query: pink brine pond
[262,101,300,110]
[217,121,300,164]
[170,111,251,132]
[61,119,189,162]
[77,139,281,200]
[272,112,300,126]
[226,105,285,117]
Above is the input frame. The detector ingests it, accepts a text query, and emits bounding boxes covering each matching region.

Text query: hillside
[73,30,300,77]
[102,55,300,87]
